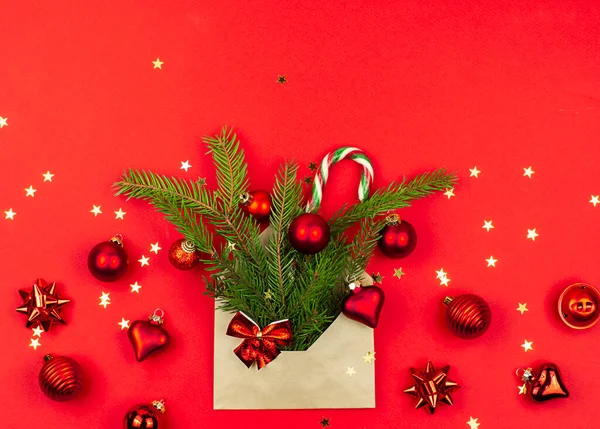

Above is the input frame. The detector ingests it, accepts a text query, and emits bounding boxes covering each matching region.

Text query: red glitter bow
[226,311,292,369]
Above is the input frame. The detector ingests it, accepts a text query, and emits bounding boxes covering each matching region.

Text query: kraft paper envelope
[213,274,376,410]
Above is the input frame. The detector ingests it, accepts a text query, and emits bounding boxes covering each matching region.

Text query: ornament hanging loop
[307,147,374,212]
[149,308,165,324]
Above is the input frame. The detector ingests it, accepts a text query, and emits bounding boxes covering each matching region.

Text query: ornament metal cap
[443,296,454,305]
[43,354,53,362]
[558,283,600,330]
[152,399,166,413]
[109,234,124,246]
[385,213,401,225]
[148,308,165,325]
[181,240,196,253]
[239,192,252,204]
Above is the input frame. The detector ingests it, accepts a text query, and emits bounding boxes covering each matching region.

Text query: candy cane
[307,147,374,211]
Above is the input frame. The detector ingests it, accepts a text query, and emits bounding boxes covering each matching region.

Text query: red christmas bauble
[240,190,272,222]
[288,213,330,254]
[558,283,600,329]
[128,309,170,362]
[443,294,491,339]
[125,400,165,429]
[378,216,417,258]
[342,284,385,328]
[168,239,201,270]
[39,354,84,402]
[88,235,129,282]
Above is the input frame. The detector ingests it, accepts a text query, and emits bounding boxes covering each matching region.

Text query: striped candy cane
[307,147,374,212]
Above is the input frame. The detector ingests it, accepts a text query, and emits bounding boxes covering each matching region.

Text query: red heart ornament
[342,285,385,328]
[127,309,170,362]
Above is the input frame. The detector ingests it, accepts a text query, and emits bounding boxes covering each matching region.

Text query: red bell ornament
[88,234,129,282]
[443,294,491,339]
[39,354,84,402]
[288,213,330,254]
[127,309,170,362]
[341,281,385,328]
[377,214,417,259]
[558,283,600,329]
[168,239,201,270]
[239,190,272,222]
[125,400,166,429]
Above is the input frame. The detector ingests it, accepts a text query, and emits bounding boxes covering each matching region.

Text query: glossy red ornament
[240,190,272,222]
[518,363,569,402]
[341,283,385,328]
[168,239,201,270]
[88,234,129,282]
[558,283,600,329]
[443,294,491,339]
[39,354,84,402]
[128,309,170,362]
[377,215,417,258]
[125,400,165,429]
[288,213,330,254]
[404,361,460,414]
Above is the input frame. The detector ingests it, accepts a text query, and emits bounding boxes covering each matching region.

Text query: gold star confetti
[486,256,497,267]
[114,208,126,219]
[345,366,356,377]
[150,242,162,254]
[0,117,7,128]
[371,272,383,283]
[527,228,538,241]
[264,291,273,300]
[518,383,527,395]
[197,177,207,186]
[320,418,331,428]
[482,220,494,232]
[130,281,142,293]
[469,167,481,178]
[227,241,237,251]
[90,205,102,216]
[29,338,41,350]
[32,326,44,337]
[440,276,451,287]
[42,171,54,182]
[362,351,376,363]
[302,176,313,185]
[25,185,37,197]
[152,58,164,69]
[393,267,405,279]
[436,268,447,279]
[99,292,111,308]
[180,160,192,171]
[467,417,480,429]
[277,75,287,85]
[444,188,455,199]
[138,255,150,267]
[4,208,16,220]
[521,340,533,352]
[118,318,130,330]
[308,162,318,171]
[590,195,599,207]
[517,303,528,315]
[523,166,535,178]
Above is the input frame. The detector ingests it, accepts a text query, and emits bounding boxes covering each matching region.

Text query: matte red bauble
[558,283,600,329]
[39,354,84,402]
[88,234,129,282]
[240,190,272,222]
[125,400,166,429]
[443,294,491,339]
[168,239,201,270]
[128,309,170,362]
[377,215,417,258]
[342,283,385,328]
[288,213,330,254]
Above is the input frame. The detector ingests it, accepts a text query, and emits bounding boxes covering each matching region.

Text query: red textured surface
[2,1,600,428]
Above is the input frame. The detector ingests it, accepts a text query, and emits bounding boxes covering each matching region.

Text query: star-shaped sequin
[277,75,287,85]
[482,220,494,232]
[440,276,451,287]
[404,361,460,414]
[150,242,161,254]
[90,205,102,216]
[118,318,130,330]
[523,166,535,178]
[42,171,54,182]
[114,208,126,219]
[29,338,41,350]
[467,417,480,429]
[346,366,356,377]
[4,208,16,220]
[521,340,533,352]
[444,188,455,199]
[371,272,383,283]
[180,160,192,172]
[99,292,111,308]
[308,162,318,171]
[518,383,527,395]
[320,418,331,427]
[527,228,538,241]
[469,167,481,178]
[393,267,405,279]
[436,269,447,279]
[517,303,528,315]
[227,241,237,251]
[362,351,376,363]
[302,176,313,185]
[32,326,44,337]
[264,290,273,300]
[486,256,497,267]
[0,117,7,128]
[138,255,150,267]
[197,177,207,186]
[130,282,142,293]
[152,58,164,69]
[25,186,37,197]
[590,195,599,207]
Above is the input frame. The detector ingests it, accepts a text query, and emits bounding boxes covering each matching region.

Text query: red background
[2,1,600,428]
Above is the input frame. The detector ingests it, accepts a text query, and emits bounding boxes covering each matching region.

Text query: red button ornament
[558,283,600,329]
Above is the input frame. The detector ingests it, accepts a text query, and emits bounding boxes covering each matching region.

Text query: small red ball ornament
[341,282,385,328]
[558,283,600,329]
[288,213,330,254]
[125,400,166,429]
[239,190,272,222]
[88,234,129,282]
[39,354,84,402]
[443,294,491,339]
[377,214,417,259]
[168,239,201,270]
[128,309,170,362]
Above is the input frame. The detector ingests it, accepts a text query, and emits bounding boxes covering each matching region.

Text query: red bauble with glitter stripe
[443,294,491,339]
[39,354,84,402]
